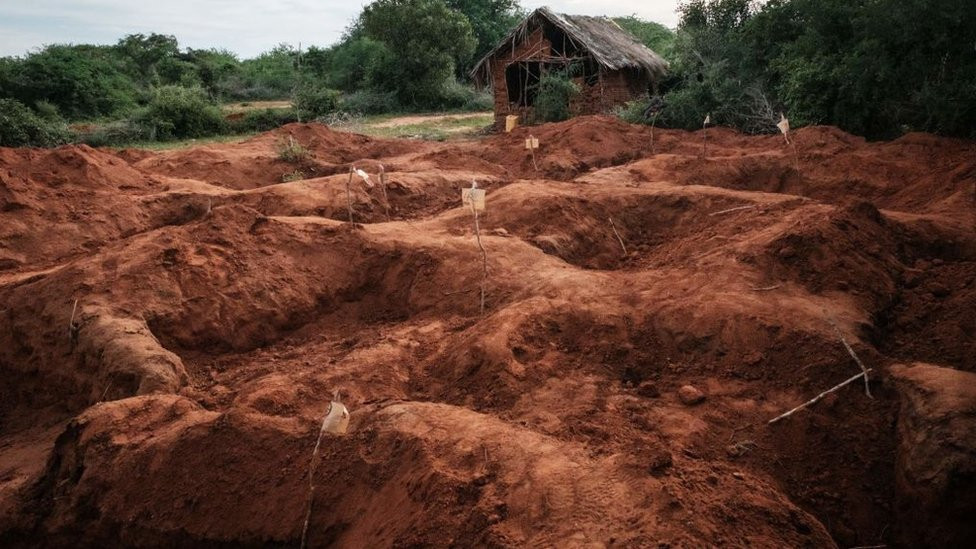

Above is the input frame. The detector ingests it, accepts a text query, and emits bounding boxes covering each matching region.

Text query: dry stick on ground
[608,217,627,255]
[99,380,113,402]
[300,399,337,549]
[767,369,874,425]
[750,284,782,291]
[470,195,488,315]
[824,311,873,398]
[709,204,757,216]
[68,299,79,345]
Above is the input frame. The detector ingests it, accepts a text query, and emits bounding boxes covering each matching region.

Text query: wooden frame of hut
[471,7,668,129]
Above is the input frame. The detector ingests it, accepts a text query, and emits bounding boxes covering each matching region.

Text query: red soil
[1,116,974,547]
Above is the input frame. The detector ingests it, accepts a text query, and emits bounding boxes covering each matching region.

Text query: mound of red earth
[1,117,974,547]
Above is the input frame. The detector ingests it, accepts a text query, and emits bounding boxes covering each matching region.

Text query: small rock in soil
[636,380,660,398]
[678,384,705,405]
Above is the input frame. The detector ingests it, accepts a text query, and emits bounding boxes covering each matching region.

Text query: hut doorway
[506,62,542,107]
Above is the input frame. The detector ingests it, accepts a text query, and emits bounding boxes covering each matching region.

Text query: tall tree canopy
[360,0,477,106]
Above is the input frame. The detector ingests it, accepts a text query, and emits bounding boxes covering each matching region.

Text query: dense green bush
[0,45,139,119]
[614,100,651,125]
[435,78,492,111]
[0,98,72,147]
[461,89,493,112]
[228,108,298,133]
[294,86,341,119]
[637,0,976,139]
[76,120,152,147]
[532,71,579,123]
[133,85,226,140]
[340,89,400,114]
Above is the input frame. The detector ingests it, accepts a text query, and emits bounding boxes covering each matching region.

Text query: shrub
[76,119,152,147]
[133,85,226,140]
[614,99,652,125]
[294,86,341,119]
[436,78,477,110]
[275,136,308,163]
[228,108,298,133]
[33,100,62,120]
[281,169,306,182]
[340,89,399,114]
[0,98,73,147]
[533,71,579,123]
[461,89,493,112]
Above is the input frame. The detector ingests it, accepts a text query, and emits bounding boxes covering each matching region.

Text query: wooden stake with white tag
[701,114,711,158]
[525,135,540,171]
[777,113,800,172]
[464,181,488,314]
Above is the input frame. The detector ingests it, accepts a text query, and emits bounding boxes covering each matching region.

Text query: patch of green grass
[110,132,258,151]
[345,113,493,141]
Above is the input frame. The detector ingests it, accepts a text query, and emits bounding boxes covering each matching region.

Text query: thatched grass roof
[472,7,669,86]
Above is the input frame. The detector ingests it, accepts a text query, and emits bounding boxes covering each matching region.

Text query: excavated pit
[1,117,974,548]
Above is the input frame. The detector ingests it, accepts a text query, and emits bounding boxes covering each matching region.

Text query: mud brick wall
[597,69,650,111]
[488,30,651,129]
[491,28,551,129]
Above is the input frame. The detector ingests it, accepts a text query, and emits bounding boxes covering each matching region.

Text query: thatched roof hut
[472,7,668,86]
[472,7,668,127]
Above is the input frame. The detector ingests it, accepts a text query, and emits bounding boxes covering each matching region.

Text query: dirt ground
[0,116,973,548]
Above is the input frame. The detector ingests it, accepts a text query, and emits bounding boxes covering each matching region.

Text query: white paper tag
[704,114,711,126]
[777,114,790,135]
[461,188,486,212]
[355,168,374,188]
[524,136,539,149]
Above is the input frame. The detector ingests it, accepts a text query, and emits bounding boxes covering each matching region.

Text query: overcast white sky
[0,0,681,58]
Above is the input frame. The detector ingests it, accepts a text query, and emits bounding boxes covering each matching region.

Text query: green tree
[114,33,180,85]
[444,0,523,76]
[324,37,392,92]
[235,44,301,99]
[183,48,241,99]
[360,0,477,107]
[613,16,676,60]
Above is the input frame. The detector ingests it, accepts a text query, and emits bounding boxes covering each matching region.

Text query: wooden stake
[470,190,488,315]
[378,169,391,221]
[301,396,337,549]
[768,369,873,425]
[345,169,355,224]
[701,123,709,158]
